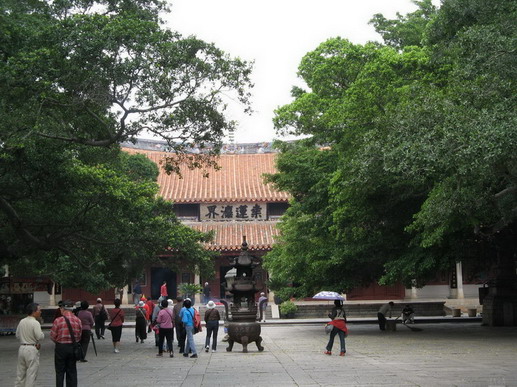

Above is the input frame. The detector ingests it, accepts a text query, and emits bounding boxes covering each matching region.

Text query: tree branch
[494,185,516,200]
[0,197,50,250]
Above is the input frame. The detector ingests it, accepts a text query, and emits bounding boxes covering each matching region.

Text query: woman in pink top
[108,299,125,353]
[155,299,174,357]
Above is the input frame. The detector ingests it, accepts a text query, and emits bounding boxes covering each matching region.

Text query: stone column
[49,281,56,307]
[122,285,129,305]
[194,272,201,305]
[456,262,465,299]
[411,285,418,299]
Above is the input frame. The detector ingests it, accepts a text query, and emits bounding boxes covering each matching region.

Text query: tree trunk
[482,234,517,326]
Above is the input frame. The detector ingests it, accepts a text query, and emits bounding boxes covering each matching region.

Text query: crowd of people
[14,295,222,386]
[14,292,419,386]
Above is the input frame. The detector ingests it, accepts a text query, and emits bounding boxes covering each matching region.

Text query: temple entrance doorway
[151,268,177,300]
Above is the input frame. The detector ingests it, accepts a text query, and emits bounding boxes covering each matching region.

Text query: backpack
[101,306,109,320]
[193,308,202,334]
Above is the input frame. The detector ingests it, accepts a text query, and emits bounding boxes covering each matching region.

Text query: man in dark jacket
[173,297,185,353]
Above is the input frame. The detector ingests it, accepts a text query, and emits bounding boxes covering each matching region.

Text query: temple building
[120,146,289,302]
[1,141,483,312]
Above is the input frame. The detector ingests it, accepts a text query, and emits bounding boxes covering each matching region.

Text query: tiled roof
[187,221,280,252]
[123,148,289,203]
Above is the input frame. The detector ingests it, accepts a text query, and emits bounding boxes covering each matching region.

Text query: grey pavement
[1,322,516,386]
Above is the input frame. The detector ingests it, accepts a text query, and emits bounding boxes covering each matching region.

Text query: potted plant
[279,300,298,318]
[178,283,202,304]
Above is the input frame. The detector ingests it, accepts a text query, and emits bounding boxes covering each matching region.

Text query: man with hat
[135,301,148,343]
[92,298,108,339]
[50,300,82,387]
[204,300,220,352]
[15,302,44,386]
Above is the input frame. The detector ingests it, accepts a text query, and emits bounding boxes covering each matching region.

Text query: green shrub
[280,300,298,315]
[178,283,202,299]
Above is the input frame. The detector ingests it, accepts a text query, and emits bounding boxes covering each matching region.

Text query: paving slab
[1,322,516,386]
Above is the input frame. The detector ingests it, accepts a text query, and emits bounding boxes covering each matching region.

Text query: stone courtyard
[1,321,516,386]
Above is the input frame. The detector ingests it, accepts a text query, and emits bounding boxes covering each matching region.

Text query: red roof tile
[123,148,289,203]
[187,221,280,251]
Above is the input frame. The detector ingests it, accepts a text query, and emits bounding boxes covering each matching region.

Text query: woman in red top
[108,298,125,353]
[324,300,348,356]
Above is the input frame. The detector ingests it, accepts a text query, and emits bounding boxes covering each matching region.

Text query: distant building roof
[123,148,289,203]
[187,221,280,252]
[122,139,278,154]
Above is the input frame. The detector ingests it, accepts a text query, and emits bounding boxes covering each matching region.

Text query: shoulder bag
[190,309,202,334]
[63,316,84,361]
[107,309,121,331]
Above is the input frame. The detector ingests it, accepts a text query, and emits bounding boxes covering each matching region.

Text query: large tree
[265,0,516,325]
[0,0,252,290]
[266,37,434,295]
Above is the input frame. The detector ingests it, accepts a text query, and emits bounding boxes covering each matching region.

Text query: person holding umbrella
[324,300,348,357]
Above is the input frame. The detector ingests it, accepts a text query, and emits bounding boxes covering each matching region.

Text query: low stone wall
[290,301,446,319]
[40,302,444,322]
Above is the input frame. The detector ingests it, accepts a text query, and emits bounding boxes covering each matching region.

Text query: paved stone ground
[1,322,516,386]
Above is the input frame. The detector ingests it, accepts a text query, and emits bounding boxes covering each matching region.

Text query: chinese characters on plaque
[201,203,266,221]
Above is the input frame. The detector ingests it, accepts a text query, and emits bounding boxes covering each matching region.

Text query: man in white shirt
[377,301,394,331]
[258,292,268,322]
[15,302,44,386]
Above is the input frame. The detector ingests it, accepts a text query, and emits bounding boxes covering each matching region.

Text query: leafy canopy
[0,0,252,291]
[264,0,516,296]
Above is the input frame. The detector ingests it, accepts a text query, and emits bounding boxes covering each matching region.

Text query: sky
[165,0,423,144]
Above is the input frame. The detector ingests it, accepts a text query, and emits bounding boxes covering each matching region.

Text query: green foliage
[370,0,438,49]
[266,0,517,296]
[0,0,252,171]
[0,0,252,290]
[279,300,298,316]
[265,277,289,291]
[178,283,203,298]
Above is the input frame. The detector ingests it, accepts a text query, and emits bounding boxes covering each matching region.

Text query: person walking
[324,300,348,356]
[77,301,94,362]
[173,296,185,353]
[50,300,82,387]
[202,282,210,304]
[204,300,220,353]
[159,281,168,302]
[144,297,154,320]
[155,299,174,357]
[377,301,394,331]
[92,298,108,339]
[108,298,125,353]
[132,280,142,306]
[258,292,268,322]
[179,298,198,358]
[135,301,148,344]
[151,300,163,348]
[15,302,44,387]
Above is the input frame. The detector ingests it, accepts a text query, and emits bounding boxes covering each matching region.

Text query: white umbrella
[312,291,345,300]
